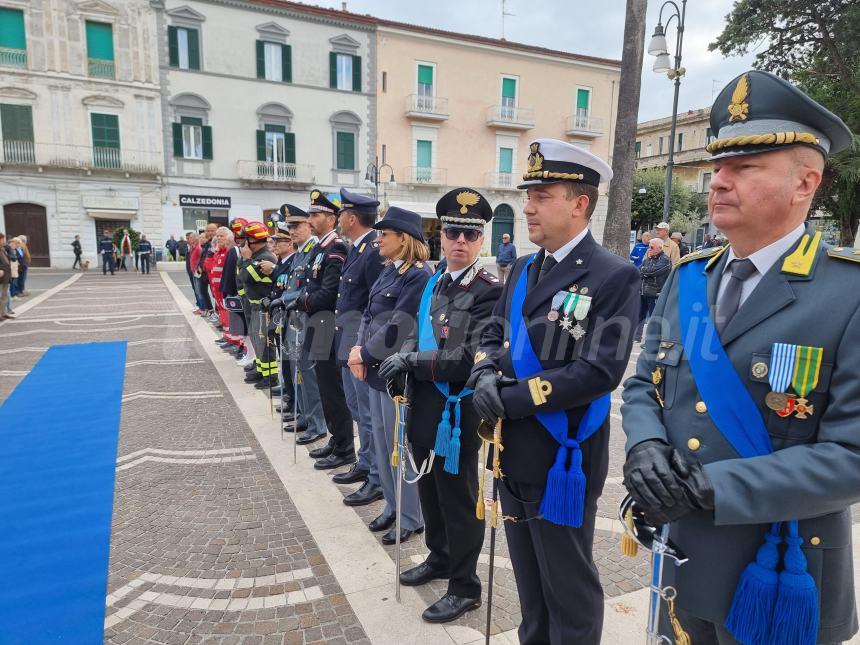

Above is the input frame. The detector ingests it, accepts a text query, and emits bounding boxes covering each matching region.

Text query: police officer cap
[436,187,493,231]
[518,138,613,189]
[280,204,309,224]
[271,220,291,238]
[339,188,379,217]
[308,189,340,215]
[372,206,424,242]
[707,70,853,160]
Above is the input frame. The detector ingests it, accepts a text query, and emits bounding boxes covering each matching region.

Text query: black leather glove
[623,440,689,513]
[268,298,285,314]
[378,352,418,380]
[283,298,299,314]
[673,457,715,512]
[261,297,271,308]
[469,369,509,423]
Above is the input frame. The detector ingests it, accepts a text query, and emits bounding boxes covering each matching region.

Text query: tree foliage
[710,0,860,244]
[630,168,704,232]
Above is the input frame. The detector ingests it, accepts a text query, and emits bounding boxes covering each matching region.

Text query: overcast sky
[324,0,759,122]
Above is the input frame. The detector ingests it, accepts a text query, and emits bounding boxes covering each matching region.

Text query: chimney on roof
[341,1,347,10]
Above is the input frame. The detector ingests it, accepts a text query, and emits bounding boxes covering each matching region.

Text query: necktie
[436,273,453,295]
[715,258,757,334]
[538,254,557,283]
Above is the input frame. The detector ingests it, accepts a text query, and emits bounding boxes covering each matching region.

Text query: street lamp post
[365,156,396,201]
[648,0,687,222]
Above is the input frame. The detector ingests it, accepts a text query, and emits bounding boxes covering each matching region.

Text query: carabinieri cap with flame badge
[435,187,493,231]
[517,138,613,189]
[707,70,853,160]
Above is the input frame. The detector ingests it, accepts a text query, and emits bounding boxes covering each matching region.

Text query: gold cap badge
[455,191,480,215]
[728,73,750,123]
[526,142,544,173]
[311,190,320,200]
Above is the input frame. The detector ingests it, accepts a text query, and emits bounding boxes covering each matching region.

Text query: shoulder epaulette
[302,240,315,253]
[826,246,860,264]
[477,269,500,284]
[675,245,724,267]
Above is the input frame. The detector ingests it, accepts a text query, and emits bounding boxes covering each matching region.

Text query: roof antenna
[501,0,515,40]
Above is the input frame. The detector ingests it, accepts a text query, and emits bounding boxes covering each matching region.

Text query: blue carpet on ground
[0,342,127,643]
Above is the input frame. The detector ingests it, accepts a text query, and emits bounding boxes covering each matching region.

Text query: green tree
[630,168,699,232]
[710,0,860,244]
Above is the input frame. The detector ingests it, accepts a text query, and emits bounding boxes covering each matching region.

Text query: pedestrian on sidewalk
[348,205,430,547]
[0,233,14,319]
[495,233,517,284]
[165,234,178,261]
[633,238,671,342]
[629,230,651,267]
[71,235,83,270]
[380,188,502,623]
[137,234,153,274]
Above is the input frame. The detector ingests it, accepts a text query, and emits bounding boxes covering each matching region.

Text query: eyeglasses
[443,227,481,242]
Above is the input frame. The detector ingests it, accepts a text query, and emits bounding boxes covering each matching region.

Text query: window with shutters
[501,77,517,120]
[336,131,355,170]
[255,124,296,180]
[168,26,200,70]
[0,7,26,68]
[330,52,361,92]
[169,93,212,162]
[677,132,684,151]
[85,21,114,78]
[416,140,432,182]
[90,113,120,169]
[635,141,641,159]
[575,87,591,128]
[336,54,352,90]
[706,127,715,145]
[256,40,291,83]
[181,117,203,159]
[658,137,664,155]
[0,103,34,164]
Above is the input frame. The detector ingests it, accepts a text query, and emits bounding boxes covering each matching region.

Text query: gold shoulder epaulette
[827,246,860,264]
[676,245,724,267]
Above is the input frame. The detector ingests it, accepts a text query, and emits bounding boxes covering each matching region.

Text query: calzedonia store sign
[179,195,231,209]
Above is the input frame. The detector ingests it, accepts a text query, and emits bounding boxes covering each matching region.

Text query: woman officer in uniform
[348,207,430,545]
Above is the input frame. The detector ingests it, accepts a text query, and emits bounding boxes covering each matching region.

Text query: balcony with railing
[88,58,115,78]
[402,166,447,186]
[0,46,26,68]
[486,105,534,130]
[237,160,315,185]
[404,94,450,121]
[485,171,518,191]
[0,141,161,175]
[565,112,605,138]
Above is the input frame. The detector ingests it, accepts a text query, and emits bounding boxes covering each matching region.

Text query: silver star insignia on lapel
[575,258,583,265]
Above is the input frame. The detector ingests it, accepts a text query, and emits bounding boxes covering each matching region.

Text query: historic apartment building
[156,0,375,237]
[0,0,163,267]
[374,19,621,257]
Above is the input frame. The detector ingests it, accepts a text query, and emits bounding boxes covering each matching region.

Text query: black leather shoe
[421,594,481,624]
[314,452,356,470]
[308,442,334,459]
[244,373,263,383]
[253,377,277,390]
[343,482,384,507]
[400,562,449,587]
[381,526,424,546]
[368,513,395,532]
[332,464,369,485]
[296,431,326,446]
[269,385,283,397]
[275,403,295,415]
[244,363,257,372]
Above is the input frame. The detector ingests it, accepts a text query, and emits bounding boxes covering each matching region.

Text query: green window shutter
[256,129,266,161]
[180,116,202,126]
[168,26,178,67]
[329,52,337,88]
[264,124,285,133]
[634,141,641,155]
[85,21,114,61]
[285,132,295,164]
[352,55,361,92]
[172,122,184,157]
[256,40,265,79]
[0,8,26,50]
[416,140,432,168]
[417,64,433,86]
[282,44,291,82]
[91,113,120,148]
[201,125,213,159]
[336,132,354,170]
[1,104,33,141]
[576,88,590,110]
[498,147,513,173]
[187,29,200,70]
[677,133,683,151]
[501,78,516,99]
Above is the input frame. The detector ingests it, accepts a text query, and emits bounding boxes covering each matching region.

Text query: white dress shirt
[546,227,590,264]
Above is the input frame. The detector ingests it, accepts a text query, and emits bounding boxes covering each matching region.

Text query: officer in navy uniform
[468,139,640,644]
[137,235,153,274]
[290,190,356,470]
[379,188,502,623]
[332,188,387,505]
[99,231,115,275]
[622,71,858,645]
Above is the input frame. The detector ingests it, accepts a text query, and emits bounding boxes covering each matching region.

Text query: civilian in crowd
[0,232,14,318]
[9,237,24,298]
[629,230,651,267]
[671,231,691,257]
[72,235,83,269]
[166,234,178,261]
[633,237,672,342]
[16,235,30,296]
[654,222,680,264]
[177,236,188,260]
[495,232,517,283]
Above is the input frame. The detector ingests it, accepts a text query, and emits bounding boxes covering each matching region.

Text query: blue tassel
[769,530,818,645]
[444,425,460,475]
[725,528,781,645]
[434,408,451,459]
[539,440,585,527]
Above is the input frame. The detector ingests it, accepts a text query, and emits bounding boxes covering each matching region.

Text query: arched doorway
[4,203,49,266]
[491,204,514,254]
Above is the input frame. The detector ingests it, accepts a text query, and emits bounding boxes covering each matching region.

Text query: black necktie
[436,273,453,295]
[538,254,557,283]
[715,258,757,334]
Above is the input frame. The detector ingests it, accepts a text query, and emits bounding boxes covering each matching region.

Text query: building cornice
[637,107,711,134]
[196,0,375,33]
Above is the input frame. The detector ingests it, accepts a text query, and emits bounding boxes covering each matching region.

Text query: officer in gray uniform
[622,71,858,645]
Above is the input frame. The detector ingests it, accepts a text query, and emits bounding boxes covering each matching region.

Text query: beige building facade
[374,21,621,259]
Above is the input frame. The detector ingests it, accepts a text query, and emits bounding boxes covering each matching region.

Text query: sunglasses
[443,227,481,242]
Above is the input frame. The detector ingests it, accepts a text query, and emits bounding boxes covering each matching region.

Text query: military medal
[570,293,592,340]
[441,325,449,339]
[547,291,567,323]
[766,342,796,411]
[765,391,790,411]
[547,311,559,322]
[785,345,823,419]
[767,343,823,418]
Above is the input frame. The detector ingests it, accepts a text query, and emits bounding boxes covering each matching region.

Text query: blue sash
[417,270,473,475]
[678,258,817,645]
[508,255,610,527]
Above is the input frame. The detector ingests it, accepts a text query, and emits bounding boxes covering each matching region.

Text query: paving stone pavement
[0,272,371,645]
